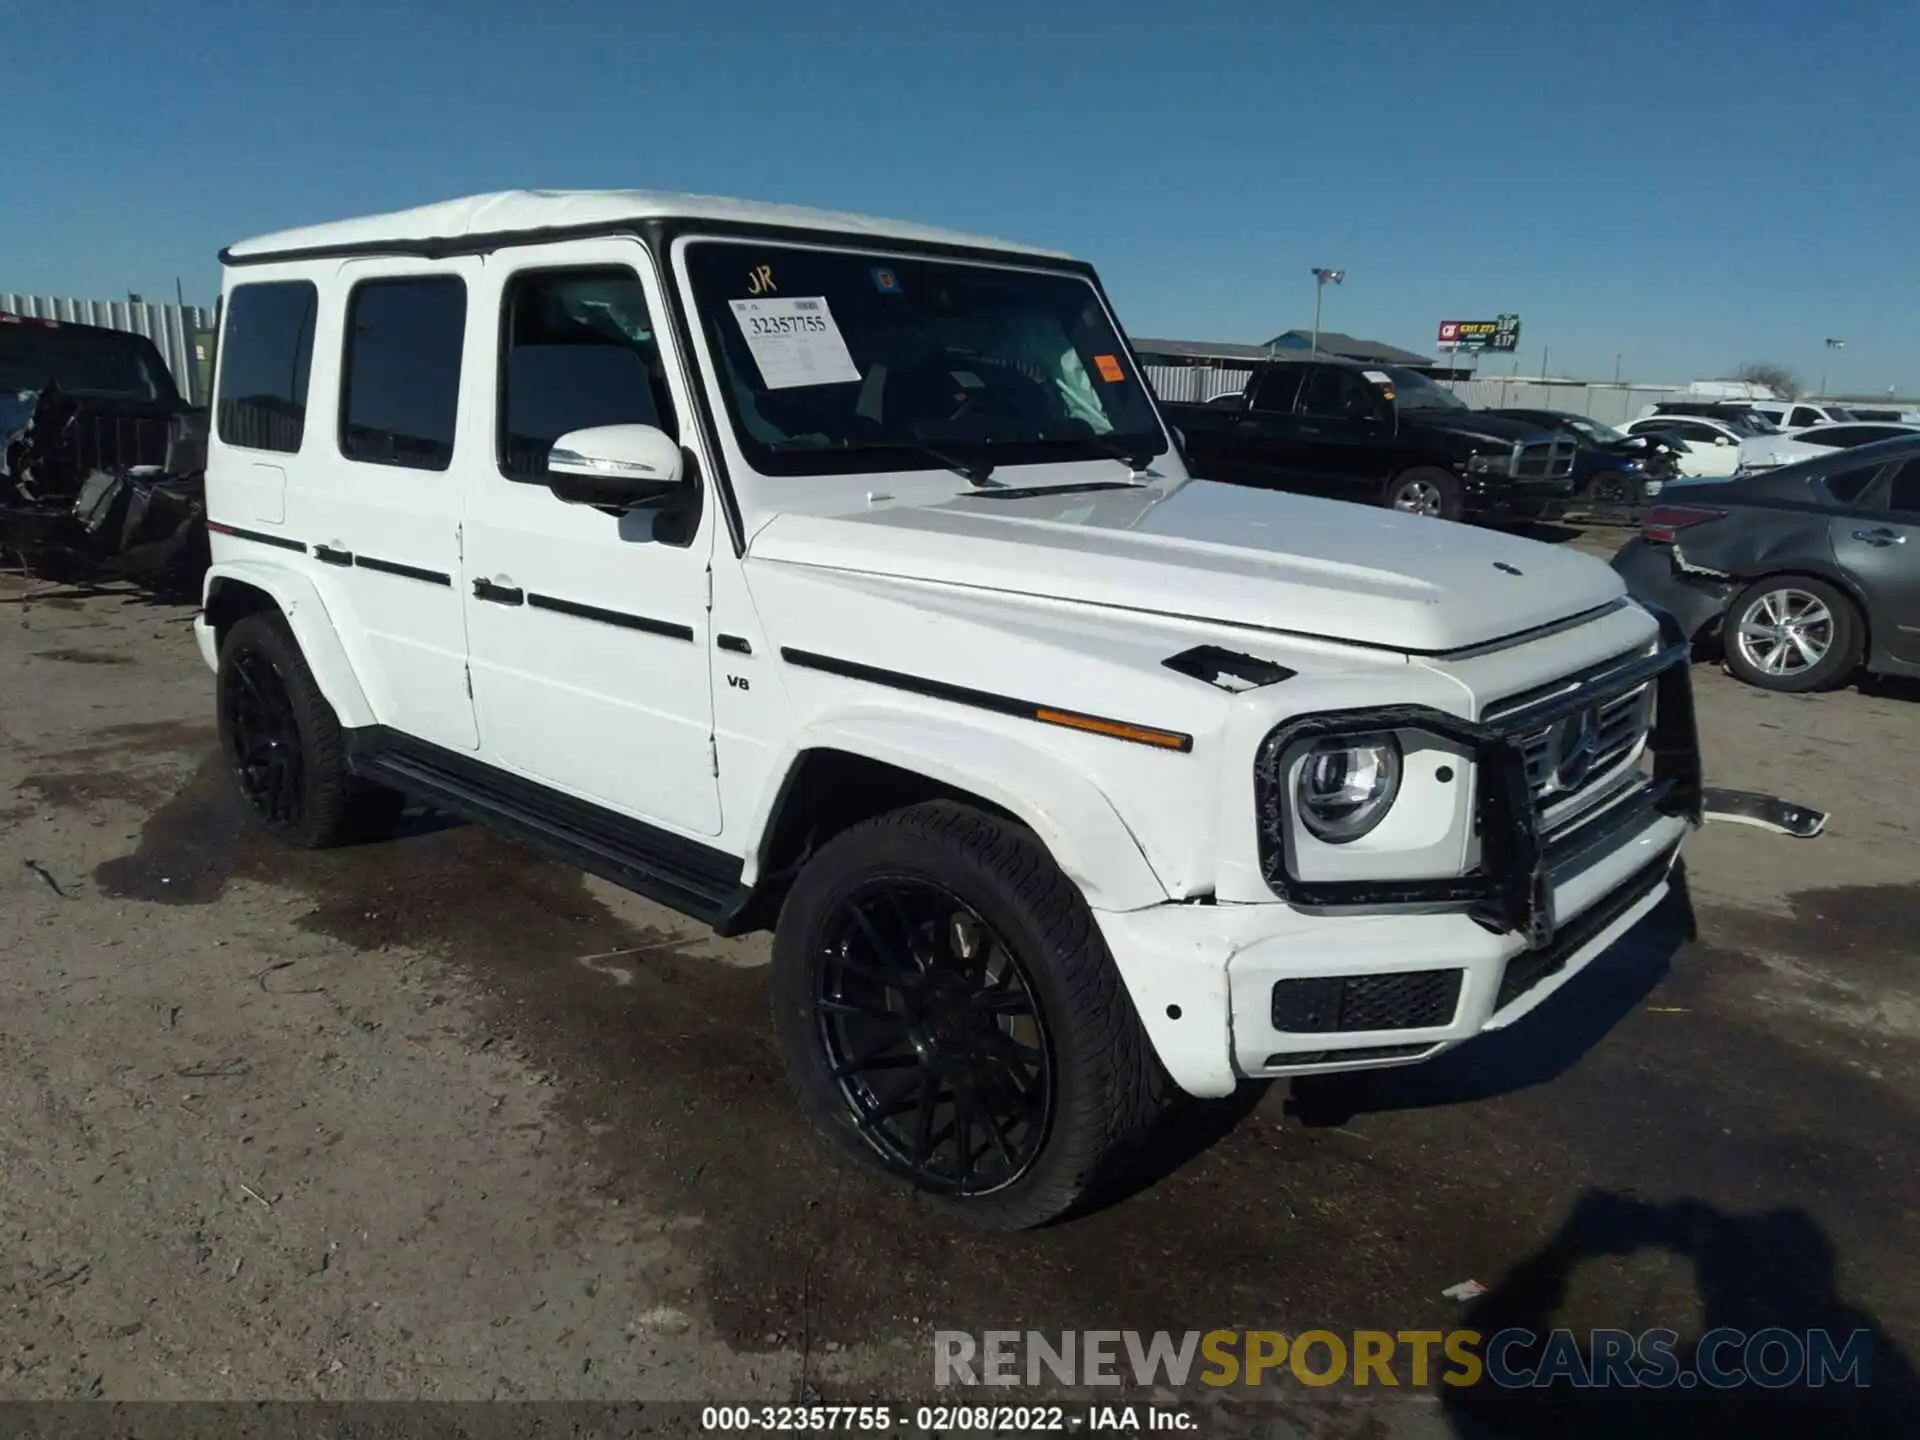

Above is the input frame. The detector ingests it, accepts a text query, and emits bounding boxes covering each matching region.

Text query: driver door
[457,237,722,837]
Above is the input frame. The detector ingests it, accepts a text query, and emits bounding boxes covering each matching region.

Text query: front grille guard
[1253,609,1701,950]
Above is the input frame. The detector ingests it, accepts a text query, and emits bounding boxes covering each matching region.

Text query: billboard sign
[1437,314,1522,353]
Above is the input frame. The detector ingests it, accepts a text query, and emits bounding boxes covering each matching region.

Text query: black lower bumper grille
[1271,969,1464,1033]
[1494,843,1678,1012]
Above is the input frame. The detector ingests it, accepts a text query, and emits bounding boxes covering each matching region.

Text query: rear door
[1214,365,1311,486]
[1282,365,1387,500]
[1833,456,1920,666]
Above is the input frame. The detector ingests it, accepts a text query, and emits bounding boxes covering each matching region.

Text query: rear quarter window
[216,281,318,453]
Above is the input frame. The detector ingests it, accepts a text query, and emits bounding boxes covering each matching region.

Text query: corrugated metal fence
[1439,380,1685,427]
[1144,364,1254,404]
[1,293,214,406]
[1143,363,1685,427]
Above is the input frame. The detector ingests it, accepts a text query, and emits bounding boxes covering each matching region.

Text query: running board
[343,727,753,930]
[1700,787,1828,839]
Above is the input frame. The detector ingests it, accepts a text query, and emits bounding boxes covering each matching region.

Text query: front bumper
[1463,473,1578,518]
[1095,623,1703,1099]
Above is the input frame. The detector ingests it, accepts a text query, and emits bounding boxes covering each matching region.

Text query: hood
[1405,410,1559,445]
[749,478,1627,655]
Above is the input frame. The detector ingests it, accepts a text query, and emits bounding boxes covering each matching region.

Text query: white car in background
[1743,400,1856,430]
[1738,421,1920,470]
[1619,415,1769,478]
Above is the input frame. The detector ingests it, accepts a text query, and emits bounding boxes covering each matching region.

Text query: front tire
[770,801,1168,1230]
[1383,466,1464,521]
[216,612,404,847]
[1721,575,1862,692]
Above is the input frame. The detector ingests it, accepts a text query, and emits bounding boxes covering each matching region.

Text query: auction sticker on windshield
[729,296,862,390]
[1363,370,1392,384]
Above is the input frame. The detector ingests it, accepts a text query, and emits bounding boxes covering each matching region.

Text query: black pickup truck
[1162,357,1577,522]
[1,314,208,583]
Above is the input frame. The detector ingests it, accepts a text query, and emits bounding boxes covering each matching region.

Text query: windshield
[1381,367,1468,412]
[684,241,1166,476]
[1556,414,1624,443]
[0,324,174,404]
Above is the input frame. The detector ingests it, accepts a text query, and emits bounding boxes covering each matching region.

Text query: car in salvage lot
[195,188,1710,1230]
[1162,358,1578,522]
[1737,420,1920,472]
[1611,435,1920,692]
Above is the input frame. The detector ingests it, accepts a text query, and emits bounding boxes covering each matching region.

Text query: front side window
[339,275,467,470]
[1790,407,1824,428]
[1300,368,1380,419]
[216,280,317,453]
[683,241,1164,476]
[498,268,678,481]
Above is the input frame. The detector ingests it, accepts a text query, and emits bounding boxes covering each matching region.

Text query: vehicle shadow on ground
[1440,1189,1918,1437]
[1284,867,1695,1128]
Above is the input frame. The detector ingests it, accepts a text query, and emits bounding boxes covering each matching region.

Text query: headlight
[1296,733,1403,843]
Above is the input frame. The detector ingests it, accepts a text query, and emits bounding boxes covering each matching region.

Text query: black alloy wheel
[814,876,1054,1196]
[215,611,405,849]
[224,644,307,830]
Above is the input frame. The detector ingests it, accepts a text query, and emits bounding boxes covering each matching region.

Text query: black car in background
[1481,408,1681,511]
[1162,359,1575,522]
[1611,435,1920,692]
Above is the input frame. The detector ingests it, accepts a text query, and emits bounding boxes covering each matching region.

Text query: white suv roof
[224,188,1069,262]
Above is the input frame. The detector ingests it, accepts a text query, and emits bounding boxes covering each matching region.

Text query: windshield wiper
[904,443,996,486]
[1083,436,1157,473]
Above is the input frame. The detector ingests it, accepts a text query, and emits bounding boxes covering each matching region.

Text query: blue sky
[7,0,1917,393]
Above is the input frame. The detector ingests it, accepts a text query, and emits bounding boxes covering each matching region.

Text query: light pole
[1309,267,1344,354]
[1820,338,1845,397]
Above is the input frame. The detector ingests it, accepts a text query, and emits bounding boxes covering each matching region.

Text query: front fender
[745,710,1171,913]
[202,559,377,730]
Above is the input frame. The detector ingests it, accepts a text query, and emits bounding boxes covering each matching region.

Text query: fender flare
[744,710,1171,913]
[201,559,377,729]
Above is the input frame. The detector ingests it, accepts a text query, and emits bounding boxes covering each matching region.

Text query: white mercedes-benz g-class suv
[198,190,1702,1229]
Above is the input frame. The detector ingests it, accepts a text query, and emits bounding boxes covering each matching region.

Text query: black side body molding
[206,521,306,554]
[781,647,1195,753]
[355,555,452,587]
[526,592,694,642]
[342,728,751,932]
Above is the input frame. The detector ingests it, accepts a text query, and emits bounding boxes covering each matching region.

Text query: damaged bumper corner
[2,384,207,587]
[1700,787,1828,838]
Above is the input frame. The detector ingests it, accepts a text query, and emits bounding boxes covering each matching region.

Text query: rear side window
[1821,463,1883,504]
[339,276,468,471]
[216,281,317,453]
[1887,458,1920,516]
[1250,367,1303,414]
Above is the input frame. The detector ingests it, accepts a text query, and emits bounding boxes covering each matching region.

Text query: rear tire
[1382,466,1464,521]
[216,612,405,847]
[1720,575,1862,693]
[770,801,1169,1230]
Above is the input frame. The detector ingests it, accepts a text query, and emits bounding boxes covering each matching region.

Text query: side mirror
[1170,426,1187,452]
[544,424,686,508]
[1714,436,1732,447]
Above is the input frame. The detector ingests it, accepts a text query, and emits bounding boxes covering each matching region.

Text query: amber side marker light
[1033,708,1193,751]
[1642,503,1728,544]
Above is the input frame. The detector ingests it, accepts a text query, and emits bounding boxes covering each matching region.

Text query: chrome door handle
[1853,528,1906,545]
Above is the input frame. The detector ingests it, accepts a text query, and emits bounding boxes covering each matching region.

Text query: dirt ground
[3,528,1917,1435]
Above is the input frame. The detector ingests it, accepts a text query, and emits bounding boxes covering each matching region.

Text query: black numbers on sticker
[745,315,828,337]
